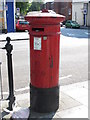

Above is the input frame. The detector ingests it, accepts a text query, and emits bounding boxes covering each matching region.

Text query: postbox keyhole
[49,56,53,68]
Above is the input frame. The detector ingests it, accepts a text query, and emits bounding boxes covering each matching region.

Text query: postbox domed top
[25,9,65,25]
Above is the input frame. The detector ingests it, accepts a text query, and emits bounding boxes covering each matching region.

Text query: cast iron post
[0,62,3,100]
[2,37,15,110]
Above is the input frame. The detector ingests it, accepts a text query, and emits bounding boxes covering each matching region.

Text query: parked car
[16,20,29,31]
[65,20,80,28]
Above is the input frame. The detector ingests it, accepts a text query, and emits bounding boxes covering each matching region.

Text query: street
[0,27,88,97]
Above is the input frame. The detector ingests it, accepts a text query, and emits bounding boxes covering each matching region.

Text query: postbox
[25,9,65,113]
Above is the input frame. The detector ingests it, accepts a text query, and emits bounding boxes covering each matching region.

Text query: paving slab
[61,81,88,108]
[56,105,88,118]
[16,93,30,108]
[59,92,81,111]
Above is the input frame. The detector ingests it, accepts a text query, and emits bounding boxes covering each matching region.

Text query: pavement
[0,31,29,42]
[0,81,88,119]
[80,26,90,30]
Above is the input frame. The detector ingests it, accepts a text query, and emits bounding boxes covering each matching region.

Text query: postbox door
[30,35,50,88]
[30,34,60,88]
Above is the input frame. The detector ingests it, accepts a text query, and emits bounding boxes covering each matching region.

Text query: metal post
[2,37,15,110]
[0,62,3,100]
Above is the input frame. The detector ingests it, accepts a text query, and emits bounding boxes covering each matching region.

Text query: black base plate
[30,84,59,113]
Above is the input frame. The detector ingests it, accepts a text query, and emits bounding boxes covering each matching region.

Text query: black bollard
[2,37,15,110]
[0,62,3,100]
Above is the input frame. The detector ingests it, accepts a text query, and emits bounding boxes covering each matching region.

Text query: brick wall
[54,2,72,21]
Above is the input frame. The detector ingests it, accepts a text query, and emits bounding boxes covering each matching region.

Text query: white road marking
[60,75,72,80]
[0,87,29,95]
[0,92,9,95]
[14,86,29,92]
[85,32,88,35]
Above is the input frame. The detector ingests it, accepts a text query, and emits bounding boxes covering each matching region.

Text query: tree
[28,0,45,11]
[28,2,41,11]
[16,2,31,15]
[16,0,45,15]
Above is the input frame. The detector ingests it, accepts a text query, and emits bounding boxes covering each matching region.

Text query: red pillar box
[25,9,65,113]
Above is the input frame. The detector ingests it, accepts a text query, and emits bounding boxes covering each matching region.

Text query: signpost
[83,3,88,26]
[83,9,87,15]
[16,8,20,16]
[83,9,87,26]
[5,5,8,11]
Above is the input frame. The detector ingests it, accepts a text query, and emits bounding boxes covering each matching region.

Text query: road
[60,28,88,85]
[0,28,88,97]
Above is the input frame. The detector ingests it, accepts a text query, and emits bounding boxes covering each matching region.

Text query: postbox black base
[30,84,59,113]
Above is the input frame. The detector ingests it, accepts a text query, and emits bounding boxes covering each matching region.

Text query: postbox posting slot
[32,28,44,32]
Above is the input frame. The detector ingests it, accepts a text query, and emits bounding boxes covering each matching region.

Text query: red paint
[25,10,65,88]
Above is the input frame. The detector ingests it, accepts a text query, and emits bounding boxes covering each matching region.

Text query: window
[19,21,29,25]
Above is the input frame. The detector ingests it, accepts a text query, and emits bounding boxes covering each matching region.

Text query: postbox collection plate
[34,37,41,50]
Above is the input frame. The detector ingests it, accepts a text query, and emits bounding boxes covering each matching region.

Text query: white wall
[87,3,90,26]
[72,2,84,25]
[0,2,3,10]
[3,0,7,30]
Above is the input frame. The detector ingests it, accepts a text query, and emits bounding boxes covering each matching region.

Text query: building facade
[43,1,72,21]
[0,0,15,33]
[46,2,54,10]
[45,0,90,26]
[72,0,90,26]
[6,1,15,32]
